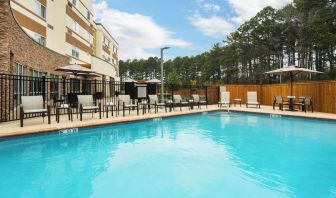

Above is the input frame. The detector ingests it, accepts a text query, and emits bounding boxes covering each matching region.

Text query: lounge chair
[173,95,190,111]
[77,95,102,121]
[218,92,230,108]
[191,94,207,109]
[118,95,139,116]
[20,95,51,127]
[148,95,167,113]
[273,96,288,111]
[246,92,260,108]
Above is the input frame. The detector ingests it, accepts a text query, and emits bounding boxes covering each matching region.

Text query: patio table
[56,104,73,123]
[166,100,173,112]
[234,98,242,107]
[188,99,194,110]
[104,102,116,118]
[139,101,149,115]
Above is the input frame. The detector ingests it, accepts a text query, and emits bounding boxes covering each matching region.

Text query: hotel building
[7,0,119,80]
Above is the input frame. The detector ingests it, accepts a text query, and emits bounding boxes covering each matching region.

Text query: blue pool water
[0,112,336,198]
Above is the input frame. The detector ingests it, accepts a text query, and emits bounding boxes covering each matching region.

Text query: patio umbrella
[264,65,322,95]
[124,79,137,83]
[68,72,102,78]
[146,79,161,84]
[55,64,97,76]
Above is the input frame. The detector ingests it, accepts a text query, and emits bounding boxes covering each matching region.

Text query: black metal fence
[0,74,126,122]
[0,74,208,123]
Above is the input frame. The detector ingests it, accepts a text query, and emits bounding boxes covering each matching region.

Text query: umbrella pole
[290,72,293,96]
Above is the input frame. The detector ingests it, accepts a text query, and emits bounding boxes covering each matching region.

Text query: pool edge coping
[1,107,335,139]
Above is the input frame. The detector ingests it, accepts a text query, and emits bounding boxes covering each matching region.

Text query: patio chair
[273,96,288,111]
[294,96,305,111]
[173,95,190,111]
[77,95,102,121]
[218,92,230,108]
[52,94,65,111]
[148,95,167,113]
[246,92,260,108]
[118,95,139,117]
[303,97,313,112]
[296,97,313,113]
[191,94,207,109]
[20,95,51,127]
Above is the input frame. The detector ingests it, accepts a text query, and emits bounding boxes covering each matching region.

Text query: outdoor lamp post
[160,46,170,102]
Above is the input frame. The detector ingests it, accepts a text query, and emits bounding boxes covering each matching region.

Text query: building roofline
[94,21,119,45]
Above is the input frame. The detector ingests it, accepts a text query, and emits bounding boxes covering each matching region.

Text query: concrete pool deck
[0,105,336,138]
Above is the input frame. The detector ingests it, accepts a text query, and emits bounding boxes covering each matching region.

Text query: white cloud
[189,15,234,38]
[204,3,221,12]
[190,0,291,38]
[93,1,192,60]
[227,0,292,24]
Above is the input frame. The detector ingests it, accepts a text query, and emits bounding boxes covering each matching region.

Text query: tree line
[120,0,335,85]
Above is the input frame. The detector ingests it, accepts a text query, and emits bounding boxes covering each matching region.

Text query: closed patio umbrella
[264,65,322,95]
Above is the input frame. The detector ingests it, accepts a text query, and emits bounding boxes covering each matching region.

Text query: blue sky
[93,0,291,60]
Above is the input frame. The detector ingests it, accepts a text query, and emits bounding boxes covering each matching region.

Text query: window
[15,63,26,76]
[72,0,78,7]
[72,46,79,58]
[29,69,46,95]
[30,69,46,77]
[87,11,91,20]
[50,74,59,98]
[71,20,78,33]
[15,63,26,96]
[33,33,46,46]
[85,31,91,41]
[35,1,46,18]
[50,74,58,79]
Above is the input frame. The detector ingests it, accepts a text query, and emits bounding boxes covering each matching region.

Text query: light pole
[160,46,170,102]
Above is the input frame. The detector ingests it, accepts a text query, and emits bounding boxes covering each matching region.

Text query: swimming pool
[0,112,336,198]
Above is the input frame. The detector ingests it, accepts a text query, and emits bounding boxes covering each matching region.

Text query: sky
[93,0,291,60]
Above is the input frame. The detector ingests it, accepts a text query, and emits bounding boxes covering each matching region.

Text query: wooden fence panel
[203,81,336,114]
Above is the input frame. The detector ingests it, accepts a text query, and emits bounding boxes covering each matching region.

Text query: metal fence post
[205,86,208,104]
[42,76,46,106]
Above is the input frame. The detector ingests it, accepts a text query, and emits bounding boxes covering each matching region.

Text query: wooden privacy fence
[193,81,336,114]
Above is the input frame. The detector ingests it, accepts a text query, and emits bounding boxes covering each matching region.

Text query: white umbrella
[124,79,137,83]
[265,65,322,95]
[146,79,161,83]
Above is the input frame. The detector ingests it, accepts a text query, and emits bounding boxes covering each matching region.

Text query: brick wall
[0,0,70,121]
[0,0,10,74]
[9,3,70,75]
